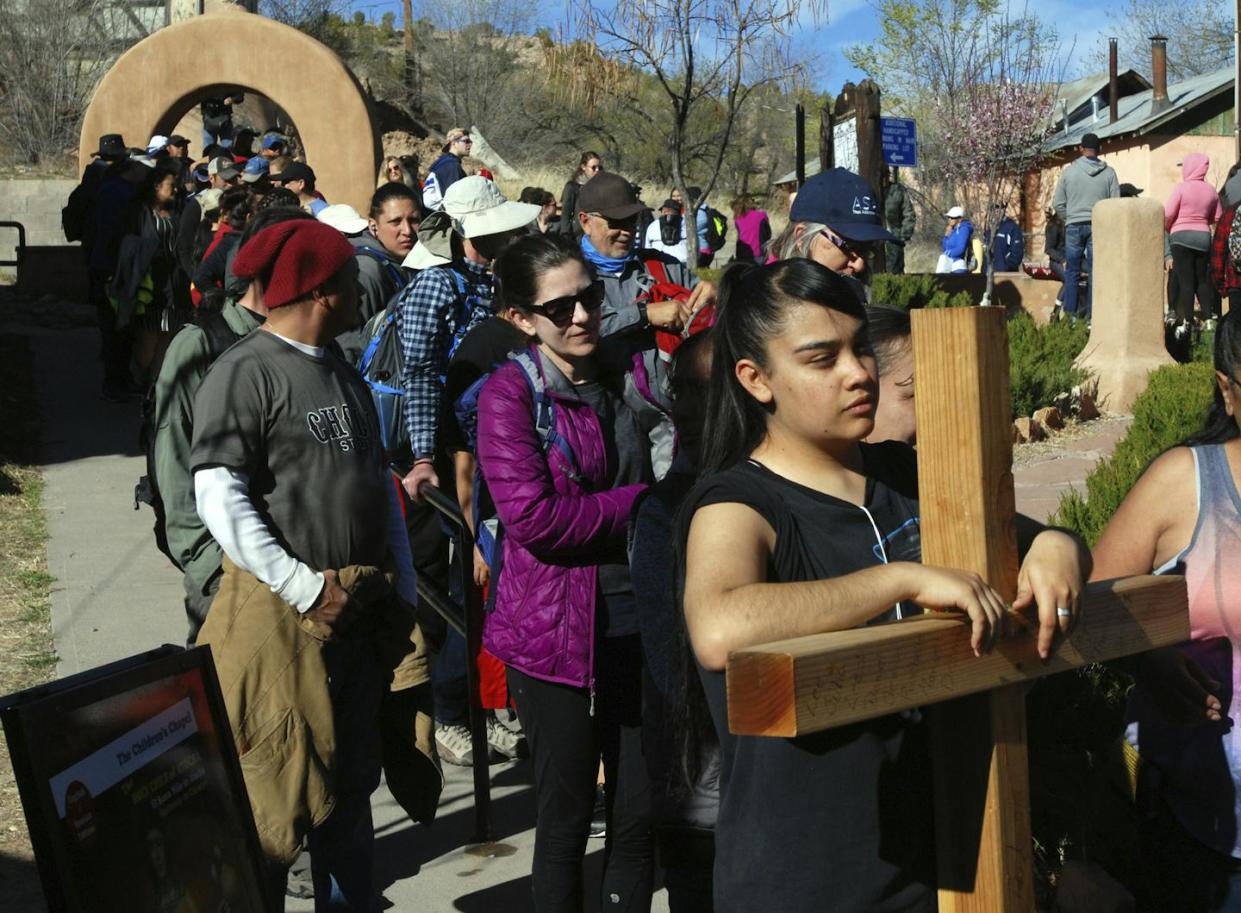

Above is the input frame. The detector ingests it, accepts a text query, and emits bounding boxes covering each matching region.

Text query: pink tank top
[1128,444,1241,857]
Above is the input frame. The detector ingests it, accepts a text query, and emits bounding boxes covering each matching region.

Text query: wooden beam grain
[725,574,1188,737]
[919,306,1024,913]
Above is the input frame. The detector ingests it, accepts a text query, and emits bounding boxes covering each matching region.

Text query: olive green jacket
[153,300,263,592]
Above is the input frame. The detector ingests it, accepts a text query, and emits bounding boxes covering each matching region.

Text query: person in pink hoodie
[1166,152,1223,335]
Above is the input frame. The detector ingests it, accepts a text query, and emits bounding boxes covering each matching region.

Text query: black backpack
[134,310,242,568]
[703,206,728,251]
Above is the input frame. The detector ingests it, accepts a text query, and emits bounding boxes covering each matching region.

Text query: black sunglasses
[822,227,873,260]
[528,281,606,326]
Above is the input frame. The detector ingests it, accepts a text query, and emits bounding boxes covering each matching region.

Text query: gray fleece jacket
[1053,155,1120,226]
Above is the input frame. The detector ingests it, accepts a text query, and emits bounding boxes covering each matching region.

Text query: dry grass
[0,332,54,907]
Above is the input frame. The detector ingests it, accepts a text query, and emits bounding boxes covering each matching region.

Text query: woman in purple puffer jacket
[477,233,669,913]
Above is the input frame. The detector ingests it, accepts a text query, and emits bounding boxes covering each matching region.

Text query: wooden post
[796,104,806,188]
[913,307,1029,911]
[820,103,834,173]
[855,79,885,274]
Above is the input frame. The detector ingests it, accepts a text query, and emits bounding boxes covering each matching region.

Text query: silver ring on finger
[1056,606,1072,618]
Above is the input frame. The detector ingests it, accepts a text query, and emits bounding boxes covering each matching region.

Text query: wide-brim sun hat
[442,176,539,239]
[317,203,369,235]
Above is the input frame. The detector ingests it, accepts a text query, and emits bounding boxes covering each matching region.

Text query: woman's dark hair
[138,161,180,206]
[864,304,912,377]
[519,186,555,207]
[370,181,420,220]
[493,233,592,313]
[702,259,869,474]
[572,150,601,181]
[1186,308,1241,445]
[257,187,299,211]
[218,186,254,229]
[669,329,714,464]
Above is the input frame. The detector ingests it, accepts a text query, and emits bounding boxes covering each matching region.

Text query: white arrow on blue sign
[880,117,918,168]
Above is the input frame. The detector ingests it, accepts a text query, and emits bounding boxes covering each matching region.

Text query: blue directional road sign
[880,117,918,167]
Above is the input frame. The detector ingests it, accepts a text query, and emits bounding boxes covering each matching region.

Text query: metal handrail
[0,221,26,294]
[413,481,493,845]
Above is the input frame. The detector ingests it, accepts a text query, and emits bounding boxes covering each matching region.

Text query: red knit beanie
[232,220,356,309]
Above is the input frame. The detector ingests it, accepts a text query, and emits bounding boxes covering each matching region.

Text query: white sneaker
[486,714,527,760]
[435,721,474,767]
[494,707,524,735]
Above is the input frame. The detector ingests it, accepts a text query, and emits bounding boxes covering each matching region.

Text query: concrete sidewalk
[24,320,1130,913]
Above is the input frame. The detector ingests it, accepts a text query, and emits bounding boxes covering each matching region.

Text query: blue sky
[352,0,1126,88]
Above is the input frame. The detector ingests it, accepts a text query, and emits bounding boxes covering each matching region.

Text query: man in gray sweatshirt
[1052,132,1120,320]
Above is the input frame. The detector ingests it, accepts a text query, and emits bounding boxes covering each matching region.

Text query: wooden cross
[725,307,1189,912]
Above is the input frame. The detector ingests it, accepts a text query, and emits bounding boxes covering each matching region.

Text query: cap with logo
[241,156,270,183]
[207,156,240,180]
[577,172,647,221]
[789,167,896,243]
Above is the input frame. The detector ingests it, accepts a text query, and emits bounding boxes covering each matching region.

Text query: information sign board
[881,117,918,167]
[0,646,272,913]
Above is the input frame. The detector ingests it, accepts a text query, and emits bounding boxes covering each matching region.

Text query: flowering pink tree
[919,10,1061,298]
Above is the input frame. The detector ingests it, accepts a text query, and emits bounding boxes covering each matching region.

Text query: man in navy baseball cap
[779,167,896,279]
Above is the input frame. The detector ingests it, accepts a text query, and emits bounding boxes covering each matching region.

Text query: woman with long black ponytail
[1093,309,1241,912]
[678,259,1090,913]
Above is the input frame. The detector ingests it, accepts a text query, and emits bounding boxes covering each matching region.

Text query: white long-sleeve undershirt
[194,462,417,614]
[195,467,325,612]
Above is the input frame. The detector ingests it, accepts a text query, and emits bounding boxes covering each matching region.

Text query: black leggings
[508,635,654,913]
[1172,244,1219,322]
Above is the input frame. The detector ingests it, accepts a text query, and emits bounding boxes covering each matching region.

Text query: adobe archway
[78,5,379,211]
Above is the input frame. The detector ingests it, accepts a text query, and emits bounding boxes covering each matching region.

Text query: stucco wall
[78,5,379,212]
[1028,132,1236,261]
[0,179,77,263]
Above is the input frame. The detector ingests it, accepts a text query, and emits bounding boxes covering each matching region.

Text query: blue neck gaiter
[580,234,634,275]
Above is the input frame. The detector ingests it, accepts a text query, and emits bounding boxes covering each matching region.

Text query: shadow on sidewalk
[0,849,48,913]
[372,769,535,892]
[24,327,143,466]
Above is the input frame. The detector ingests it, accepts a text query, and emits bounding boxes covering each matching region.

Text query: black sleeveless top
[678,441,936,913]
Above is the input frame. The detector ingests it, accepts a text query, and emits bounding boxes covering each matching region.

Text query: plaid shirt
[395,259,494,458]
[1210,205,1241,293]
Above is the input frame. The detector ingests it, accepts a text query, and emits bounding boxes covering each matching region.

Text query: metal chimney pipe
[1109,38,1119,123]
[1151,35,1170,114]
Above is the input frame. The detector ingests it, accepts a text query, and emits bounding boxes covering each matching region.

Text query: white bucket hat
[317,203,369,235]
[442,176,539,239]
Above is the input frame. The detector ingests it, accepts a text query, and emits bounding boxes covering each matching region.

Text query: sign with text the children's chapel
[0,646,272,913]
